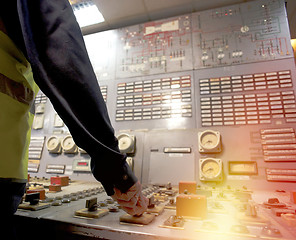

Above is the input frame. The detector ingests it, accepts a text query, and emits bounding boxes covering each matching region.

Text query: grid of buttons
[28,136,45,160]
[260,128,296,162]
[266,168,296,182]
[116,75,192,122]
[116,105,192,121]
[100,86,107,102]
[199,70,292,95]
[116,90,191,108]
[35,92,47,104]
[117,76,191,94]
[200,91,296,126]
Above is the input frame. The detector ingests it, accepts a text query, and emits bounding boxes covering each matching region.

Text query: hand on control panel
[112,181,148,216]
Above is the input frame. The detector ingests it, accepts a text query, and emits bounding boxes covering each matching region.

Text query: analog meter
[117,133,135,154]
[198,130,221,153]
[199,158,222,181]
[62,135,78,154]
[229,161,258,175]
[46,136,62,154]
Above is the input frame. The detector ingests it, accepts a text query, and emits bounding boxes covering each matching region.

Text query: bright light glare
[292,39,296,50]
[73,3,104,27]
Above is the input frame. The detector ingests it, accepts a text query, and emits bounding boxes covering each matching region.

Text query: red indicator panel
[78,162,88,166]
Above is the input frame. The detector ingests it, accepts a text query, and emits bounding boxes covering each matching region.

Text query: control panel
[27,0,296,192]
[22,0,296,239]
[192,0,293,69]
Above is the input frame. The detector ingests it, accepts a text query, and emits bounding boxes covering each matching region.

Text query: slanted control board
[22,0,296,239]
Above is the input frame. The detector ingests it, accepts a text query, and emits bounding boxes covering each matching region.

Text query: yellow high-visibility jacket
[0,1,137,196]
[0,30,38,182]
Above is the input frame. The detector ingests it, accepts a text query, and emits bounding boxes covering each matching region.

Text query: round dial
[62,135,78,153]
[117,133,135,153]
[200,158,222,181]
[199,130,221,152]
[47,136,61,153]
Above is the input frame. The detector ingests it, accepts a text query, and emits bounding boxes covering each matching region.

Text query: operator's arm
[9,0,136,196]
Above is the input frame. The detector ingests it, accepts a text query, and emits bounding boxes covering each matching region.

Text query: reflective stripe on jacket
[0,30,38,182]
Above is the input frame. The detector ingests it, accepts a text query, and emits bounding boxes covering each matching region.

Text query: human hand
[111,181,148,216]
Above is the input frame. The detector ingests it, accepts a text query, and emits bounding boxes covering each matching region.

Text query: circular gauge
[62,135,78,153]
[198,130,221,153]
[47,136,61,153]
[200,158,222,181]
[117,133,135,153]
[201,160,220,178]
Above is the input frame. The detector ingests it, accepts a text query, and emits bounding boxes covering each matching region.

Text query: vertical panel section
[84,30,117,81]
[192,0,293,69]
[115,15,193,78]
[112,71,196,130]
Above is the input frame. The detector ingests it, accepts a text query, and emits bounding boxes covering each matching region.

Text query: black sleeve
[15,0,137,195]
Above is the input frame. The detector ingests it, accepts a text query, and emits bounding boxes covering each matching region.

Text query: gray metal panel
[149,152,195,185]
[115,14,193,78]
[193,58,296,128]
[141,129,198,185]
[112,71,196,130]
[192,0,293,69]
[83,30,117,81]
[28,0,296,191]
[31,134,95,181]
[21,1,296,239]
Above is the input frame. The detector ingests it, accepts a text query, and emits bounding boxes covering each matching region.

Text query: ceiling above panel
[80,0,296,39]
